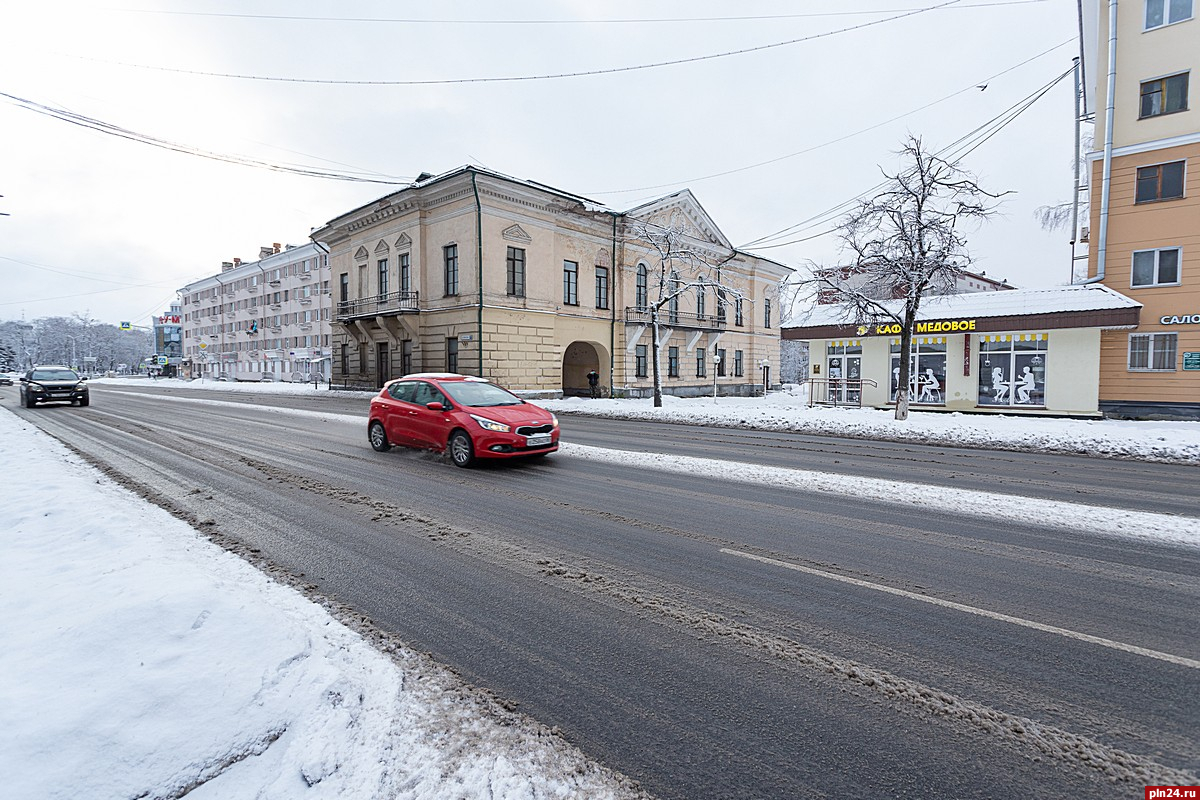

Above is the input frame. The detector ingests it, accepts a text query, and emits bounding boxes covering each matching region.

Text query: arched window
[636,265,648,309]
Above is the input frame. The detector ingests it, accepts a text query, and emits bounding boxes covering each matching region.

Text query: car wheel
[369,421,391,452]
[449,430,475,468]
[78,396,90,407]
[23,394,35,408]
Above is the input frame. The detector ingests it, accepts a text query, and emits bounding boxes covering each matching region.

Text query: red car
[368,373,559,467]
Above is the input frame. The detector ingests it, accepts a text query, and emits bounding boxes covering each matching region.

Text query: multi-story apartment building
[152,303,183,377]
[179,242,332,382]
[309,166,791,397]
[1085,0,1199,417]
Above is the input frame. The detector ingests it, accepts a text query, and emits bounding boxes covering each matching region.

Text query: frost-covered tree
[623,213,745,408]
[801,136,1003,420]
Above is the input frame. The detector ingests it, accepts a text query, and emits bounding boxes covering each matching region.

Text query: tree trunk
[895,303,920,421]
[651,313,663,408]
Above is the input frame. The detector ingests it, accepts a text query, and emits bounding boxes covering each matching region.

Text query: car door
[407,381,453,450]
[382,381,419,446]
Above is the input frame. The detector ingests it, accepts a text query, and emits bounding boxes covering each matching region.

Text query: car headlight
[471,414,510,433]
[551,414,559,428]
[30,383,45,391]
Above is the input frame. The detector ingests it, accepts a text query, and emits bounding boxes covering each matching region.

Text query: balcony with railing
[623,307,725,331]
[337,290,420,321]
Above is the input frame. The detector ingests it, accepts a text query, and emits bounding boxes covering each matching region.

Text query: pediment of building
[502,224,532,243]
[354,245,370,261]
[627,189,732,251]
[394,232,412,249]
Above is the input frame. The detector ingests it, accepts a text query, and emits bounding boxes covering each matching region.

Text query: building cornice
[1087,130,1200,161]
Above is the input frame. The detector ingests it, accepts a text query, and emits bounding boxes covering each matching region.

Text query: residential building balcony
[336,290,420,322]
[623,307,725,331]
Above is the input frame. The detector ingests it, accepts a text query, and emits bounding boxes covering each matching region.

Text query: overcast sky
[1,0,1083,327]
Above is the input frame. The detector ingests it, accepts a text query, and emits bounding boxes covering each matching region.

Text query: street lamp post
[712,353,721,403]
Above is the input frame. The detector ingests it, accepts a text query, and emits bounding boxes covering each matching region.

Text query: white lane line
[722,547,1200,670]
[559,443,1200,549]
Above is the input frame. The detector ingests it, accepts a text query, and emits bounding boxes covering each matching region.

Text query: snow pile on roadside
[537,392,1200,465]
[0,410,646,800]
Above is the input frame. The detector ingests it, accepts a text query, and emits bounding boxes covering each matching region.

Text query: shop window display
[826,341,862,404]
[889,338,947,405]
[978,334,1047,407]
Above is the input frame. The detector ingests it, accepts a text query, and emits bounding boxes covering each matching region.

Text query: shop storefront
[784,285,1141,416]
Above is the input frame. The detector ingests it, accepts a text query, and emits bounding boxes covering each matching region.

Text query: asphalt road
[5,382,1199,799]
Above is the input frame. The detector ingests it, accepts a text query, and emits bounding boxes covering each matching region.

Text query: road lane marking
[721,547,1200,670]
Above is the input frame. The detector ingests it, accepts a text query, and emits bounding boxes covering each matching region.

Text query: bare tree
[623,212,744,407]
[802,136,1003,420]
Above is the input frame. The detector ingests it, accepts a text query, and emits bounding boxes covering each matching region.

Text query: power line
[589,38,1073,197]
[0,91,414,185]
[114,1,1047,26]
[76,1,965,86]
[739,66,1074,252]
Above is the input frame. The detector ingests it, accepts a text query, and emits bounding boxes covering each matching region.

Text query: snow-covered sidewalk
[537,389,1200,465]
[0,408,647,800]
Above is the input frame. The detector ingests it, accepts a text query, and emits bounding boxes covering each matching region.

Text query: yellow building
[1086,0,1200,417]
[309,167,791,397]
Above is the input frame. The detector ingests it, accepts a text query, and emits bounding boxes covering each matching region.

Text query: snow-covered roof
[786,284,1141,329]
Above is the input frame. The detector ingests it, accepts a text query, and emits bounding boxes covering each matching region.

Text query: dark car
[20,366,90,408]
[0,374,12,386]
[368,373,558,468]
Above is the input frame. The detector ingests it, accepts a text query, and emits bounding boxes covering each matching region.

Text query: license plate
[526,433,552,447]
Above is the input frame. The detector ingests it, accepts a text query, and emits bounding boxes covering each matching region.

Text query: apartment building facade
[309,167,791,397]
[1086,0,1200,417]
[179,242,333,382]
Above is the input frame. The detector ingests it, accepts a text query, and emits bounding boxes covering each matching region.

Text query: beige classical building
[179,242,332,382]
[309,167,791,397]
[1085,0,1200,417]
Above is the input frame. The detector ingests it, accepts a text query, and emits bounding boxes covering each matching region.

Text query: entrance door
[376,342,389,388]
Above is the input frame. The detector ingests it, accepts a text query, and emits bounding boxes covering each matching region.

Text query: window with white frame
[1145,0,1192,29]
[1140,72,1189,118]
[1129,332,1177,370]
[1136,160,1186,203]
[1132,247,1181,287]
[978,334,1048,406]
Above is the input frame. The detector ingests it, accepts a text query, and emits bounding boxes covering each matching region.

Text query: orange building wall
[1089,142,1200,404]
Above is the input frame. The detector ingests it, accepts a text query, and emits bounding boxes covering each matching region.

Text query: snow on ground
[0,408,648,800]
[6,376,1199,798]
[537,387,1200,465]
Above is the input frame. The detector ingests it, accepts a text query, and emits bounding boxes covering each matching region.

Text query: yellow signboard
[857,319,977,336]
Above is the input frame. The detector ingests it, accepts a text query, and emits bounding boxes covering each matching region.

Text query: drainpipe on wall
[1085,0,1119,285]
[608,211,620,393]
[471,170,484,377]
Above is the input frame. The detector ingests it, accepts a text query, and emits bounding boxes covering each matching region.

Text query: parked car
[368,373,558,467]
[0,374,13,386]
[19,366,90,408]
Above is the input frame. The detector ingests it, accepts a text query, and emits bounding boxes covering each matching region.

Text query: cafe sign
[857,319,978,336]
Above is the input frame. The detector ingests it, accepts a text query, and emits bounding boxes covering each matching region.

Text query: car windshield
[439,381,523,407]
[31,369,79,381]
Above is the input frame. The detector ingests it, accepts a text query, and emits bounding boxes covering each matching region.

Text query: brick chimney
[273,242,282,253]
[221,261,234,272]
[259,246,274,259]
[233,257,242,266]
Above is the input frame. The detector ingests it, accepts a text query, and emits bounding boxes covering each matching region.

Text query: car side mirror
[80,376,89,381]
[426,401,446,411]
[19,376,28,382]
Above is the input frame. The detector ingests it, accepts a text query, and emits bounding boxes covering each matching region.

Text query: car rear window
[31,369,79,381]
[439,381,523,407]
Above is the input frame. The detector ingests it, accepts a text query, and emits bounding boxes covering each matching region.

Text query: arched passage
[562,341,607,397]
